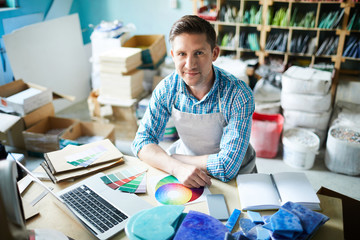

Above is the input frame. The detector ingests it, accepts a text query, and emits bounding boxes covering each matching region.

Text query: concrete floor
[8,100,360,201]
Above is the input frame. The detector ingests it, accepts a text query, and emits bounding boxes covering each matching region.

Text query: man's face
[171,33,219,89]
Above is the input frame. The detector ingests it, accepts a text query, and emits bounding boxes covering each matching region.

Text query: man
[132,15,255,188]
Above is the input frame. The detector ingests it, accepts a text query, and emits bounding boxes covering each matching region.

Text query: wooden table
[21,155,344,240]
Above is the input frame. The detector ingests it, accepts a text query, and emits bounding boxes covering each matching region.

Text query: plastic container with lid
[282,128,320,170]
[250,112,284,158]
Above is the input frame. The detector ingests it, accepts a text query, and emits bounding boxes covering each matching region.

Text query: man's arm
[207,93,255,182]
[138,143,212,188]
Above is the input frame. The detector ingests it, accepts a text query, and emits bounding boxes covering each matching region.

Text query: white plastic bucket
[283,124,327,148]
[325,125,360,176]
[282,128,320,170]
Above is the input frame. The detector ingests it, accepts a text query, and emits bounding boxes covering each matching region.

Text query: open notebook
[236,172,321,211]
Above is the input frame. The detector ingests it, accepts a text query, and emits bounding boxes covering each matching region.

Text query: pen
[270,173,282,203]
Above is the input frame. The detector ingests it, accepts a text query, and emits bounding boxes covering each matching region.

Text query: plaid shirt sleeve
[207,69,255,182]
[131,74,175,156]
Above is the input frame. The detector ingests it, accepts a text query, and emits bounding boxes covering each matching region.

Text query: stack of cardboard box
[88,35,167,140]
[0,79,116,154]
[0,79,73,151]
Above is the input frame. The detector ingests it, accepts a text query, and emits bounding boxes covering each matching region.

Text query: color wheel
[155,175,204,205]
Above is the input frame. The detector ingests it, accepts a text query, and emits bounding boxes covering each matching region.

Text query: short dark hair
[169,15,217,50]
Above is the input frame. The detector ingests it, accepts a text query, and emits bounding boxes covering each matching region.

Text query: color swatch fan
[101,166,147,193]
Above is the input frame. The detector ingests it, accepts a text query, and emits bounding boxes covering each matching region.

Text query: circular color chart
[155,175,204,205]
[155,183,192,205]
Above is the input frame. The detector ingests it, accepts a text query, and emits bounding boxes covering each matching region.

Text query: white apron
[167,91,256,174]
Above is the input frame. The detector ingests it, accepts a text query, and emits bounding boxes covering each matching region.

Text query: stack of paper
[41,139,124,183]
[100,69,144,100]
[99,47,144,102]
[99,47,142,74]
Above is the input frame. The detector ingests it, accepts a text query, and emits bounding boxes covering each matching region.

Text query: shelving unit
[193,0,360,99]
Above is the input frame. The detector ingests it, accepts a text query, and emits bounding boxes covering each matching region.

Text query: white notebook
[236,172,321,211]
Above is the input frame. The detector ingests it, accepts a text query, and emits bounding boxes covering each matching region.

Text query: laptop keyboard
[60,185,128,233]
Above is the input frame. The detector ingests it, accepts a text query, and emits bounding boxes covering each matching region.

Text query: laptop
[14,156,153,240]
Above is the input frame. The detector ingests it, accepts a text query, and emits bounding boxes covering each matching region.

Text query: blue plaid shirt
[132,65,255,182]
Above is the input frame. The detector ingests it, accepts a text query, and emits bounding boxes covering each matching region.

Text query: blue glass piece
[232,230,250,240]
[125,209,146,240]
[261,222,272,231]
[247,211,264,224]
[131,205,185,240]
[256,226,271,240]
[239,218,257,234]
[282,201,329,235]
[270,208,303,238]
[225,209,241,232]
[173,210,229,240]
[245,225,258,239]
[262,215,271,224]
[224,232,238,240]
[173,213,188,232]
[271,232,296,240]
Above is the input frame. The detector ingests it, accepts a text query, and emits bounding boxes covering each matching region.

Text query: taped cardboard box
[123,35,167,69]
[59,121,115,149]
[0,79,73,116]
[0,103,55,149]
[23,116,78,153]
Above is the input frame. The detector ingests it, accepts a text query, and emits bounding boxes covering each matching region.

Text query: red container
[250,112,284,158]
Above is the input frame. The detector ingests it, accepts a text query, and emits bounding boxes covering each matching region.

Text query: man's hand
[138,144,212,188]
[172,163,212,188]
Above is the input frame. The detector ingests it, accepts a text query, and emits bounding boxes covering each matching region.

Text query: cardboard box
[0,113,25,148]
[0,103,56,149]
[23,116,78,153]
[0,80,51,116]
[0,79,73,116]
[23,102,55,129]
[123,35,167,69]
[59,121,115,149]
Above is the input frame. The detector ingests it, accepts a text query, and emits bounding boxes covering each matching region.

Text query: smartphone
[206,194,229,220]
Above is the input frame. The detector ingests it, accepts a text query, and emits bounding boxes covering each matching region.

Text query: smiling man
[132,15,256,188]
